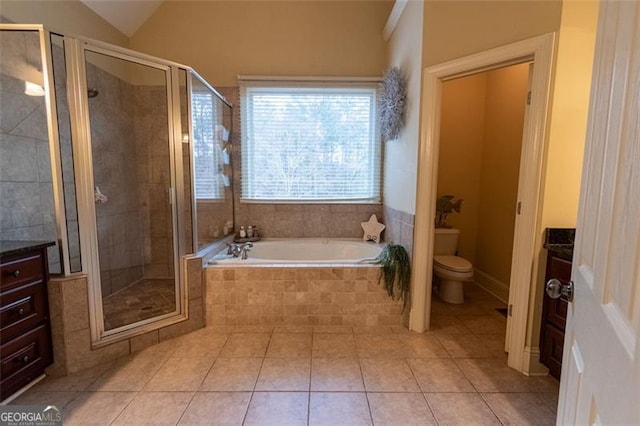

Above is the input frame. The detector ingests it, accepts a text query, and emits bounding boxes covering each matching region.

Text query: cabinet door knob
[15,355,30,364]
[18,308,25,316]
[12,269,20,278]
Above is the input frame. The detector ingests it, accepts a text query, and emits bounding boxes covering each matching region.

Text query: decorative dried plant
[379,66,406,141]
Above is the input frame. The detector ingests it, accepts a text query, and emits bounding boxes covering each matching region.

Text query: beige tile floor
[12,282,559,425]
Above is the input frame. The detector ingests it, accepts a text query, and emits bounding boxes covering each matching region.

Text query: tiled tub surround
[383,205,415,257]
[205,266,404,326]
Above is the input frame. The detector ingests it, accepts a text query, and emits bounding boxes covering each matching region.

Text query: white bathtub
[208,238,384,265]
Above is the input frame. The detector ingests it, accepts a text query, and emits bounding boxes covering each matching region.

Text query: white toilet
[433,228,473,304]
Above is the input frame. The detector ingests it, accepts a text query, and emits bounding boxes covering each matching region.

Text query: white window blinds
[192,92,224,200]
[240,82,381,203]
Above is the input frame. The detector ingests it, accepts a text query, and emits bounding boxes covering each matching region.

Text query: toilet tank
[434,228,460,255]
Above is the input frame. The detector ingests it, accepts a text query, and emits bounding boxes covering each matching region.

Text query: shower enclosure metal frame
[0,25,71,275]
[0,24,224,347]
[185,71,234,253]
[65,37,189,346]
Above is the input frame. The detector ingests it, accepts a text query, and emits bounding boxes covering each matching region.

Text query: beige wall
[384,0,423,215]
[438,64,528,290]
[527,0,599,350]
[131,1,392,239]
[131,0,392,87]
[418,0,570,364]
[437,73,487,262]
[538,0,597,230]
[0,0,128,47]
[476,64,529,287]
[422,0,562,68]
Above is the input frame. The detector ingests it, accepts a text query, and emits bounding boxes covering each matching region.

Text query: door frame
[410,33,555,373]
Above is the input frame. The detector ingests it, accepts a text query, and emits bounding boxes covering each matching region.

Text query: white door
[556,0,640,424]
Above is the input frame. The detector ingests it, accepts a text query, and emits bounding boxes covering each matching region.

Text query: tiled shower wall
[218,87,383,239]
[0,30,60,272]
[133,85,174,279]
[86,65,143,297]
[86,63,174,296]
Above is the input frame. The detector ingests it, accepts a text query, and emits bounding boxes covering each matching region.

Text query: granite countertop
[544,228,575,262]
[0,240,56,258]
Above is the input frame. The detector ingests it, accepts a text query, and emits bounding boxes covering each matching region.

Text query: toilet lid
[434,255,472,272]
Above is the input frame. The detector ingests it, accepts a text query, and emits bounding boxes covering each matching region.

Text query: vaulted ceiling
[80,0,163,37]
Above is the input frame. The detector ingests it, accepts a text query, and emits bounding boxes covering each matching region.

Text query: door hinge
[508,304,513,317]
[517,202,522,215]
[527,91,532,105]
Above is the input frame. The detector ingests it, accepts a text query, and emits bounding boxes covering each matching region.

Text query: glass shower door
[83,49,178,332]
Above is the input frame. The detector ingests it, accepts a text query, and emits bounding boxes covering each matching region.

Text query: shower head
[87,88,99,98]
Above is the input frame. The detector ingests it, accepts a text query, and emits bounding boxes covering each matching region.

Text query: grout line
[531,391,559,414]
[243,330,274,426]
[307,332,314,426]
[171,390,197,426]
[405,356,424,394]
[420,391,440,426]
[107,391,138,425]
[363,389,375,424]
[477,392,506,425]
[138,351,173,391]
[241,391,254,426]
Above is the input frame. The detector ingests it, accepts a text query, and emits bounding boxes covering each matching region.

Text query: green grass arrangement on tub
[364,244,411,312]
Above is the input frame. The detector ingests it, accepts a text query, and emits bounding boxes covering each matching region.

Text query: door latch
[545,278,574,302]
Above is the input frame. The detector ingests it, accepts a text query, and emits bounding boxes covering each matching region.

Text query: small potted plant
[435,195,463,228]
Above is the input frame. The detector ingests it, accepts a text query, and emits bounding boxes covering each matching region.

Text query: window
[240,82,381,203]
[192,91,224,200]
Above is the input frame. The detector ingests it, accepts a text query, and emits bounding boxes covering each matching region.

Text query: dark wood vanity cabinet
[0,242,54,401]
[539,253,571,380]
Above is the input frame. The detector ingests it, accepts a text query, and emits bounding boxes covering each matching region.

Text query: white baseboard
[522,346,550,376]
[473,269,509,303]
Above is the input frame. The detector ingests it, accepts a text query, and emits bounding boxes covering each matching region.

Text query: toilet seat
[434,255,472,273]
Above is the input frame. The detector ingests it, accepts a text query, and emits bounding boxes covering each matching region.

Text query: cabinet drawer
[0,282,49,342]
[0,324,53,401]
[0,253,45,291]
